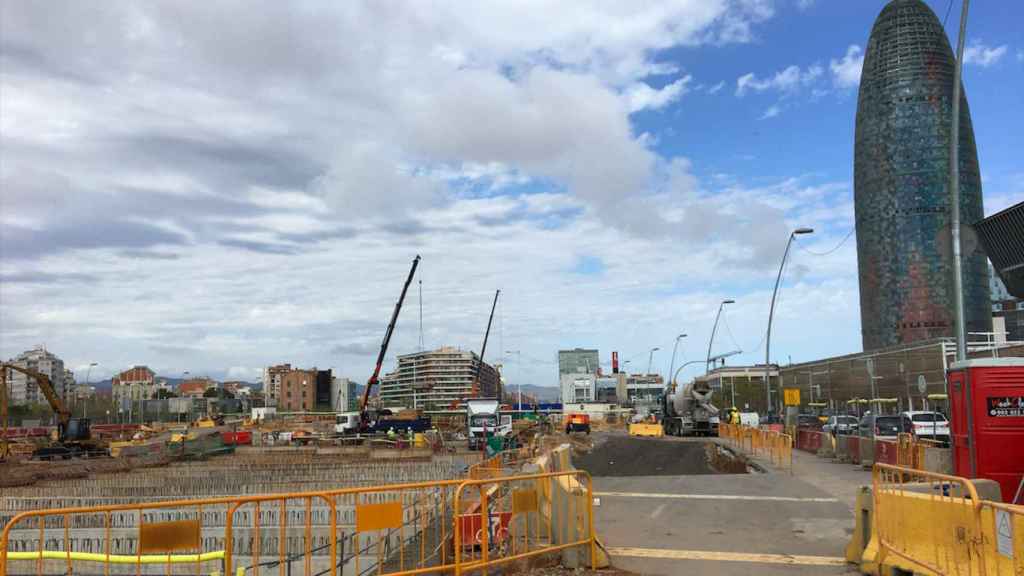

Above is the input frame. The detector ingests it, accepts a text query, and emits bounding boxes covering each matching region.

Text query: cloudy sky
[1,1,1021,388]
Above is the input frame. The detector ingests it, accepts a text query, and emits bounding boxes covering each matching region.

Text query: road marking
[595,491,839,503]
[607,546,846,566]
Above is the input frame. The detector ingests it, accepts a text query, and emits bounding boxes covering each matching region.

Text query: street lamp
[84,362,98,418]
[765,227,813,416]
[706,299,735,374]
[671,360,707,388]
[646,347,660,375]
[505,350,522,409]
[667,334,687,391]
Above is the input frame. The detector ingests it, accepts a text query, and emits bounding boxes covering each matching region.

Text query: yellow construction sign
[783,388,801,406]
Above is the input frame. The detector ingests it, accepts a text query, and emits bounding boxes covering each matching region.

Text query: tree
[154,389,178,399]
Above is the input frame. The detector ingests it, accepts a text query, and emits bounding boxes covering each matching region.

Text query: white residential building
[6,346,66,406]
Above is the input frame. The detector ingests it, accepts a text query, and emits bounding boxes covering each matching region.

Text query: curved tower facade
[854,0,990,351]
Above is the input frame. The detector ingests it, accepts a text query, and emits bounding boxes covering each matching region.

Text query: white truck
[466,398,512,450]
[334,411,361,435]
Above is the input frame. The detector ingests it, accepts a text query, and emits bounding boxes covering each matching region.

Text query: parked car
[901,411,950,446]
[823,415,859,436]
[796,414,823,429]
[858,413,911,442]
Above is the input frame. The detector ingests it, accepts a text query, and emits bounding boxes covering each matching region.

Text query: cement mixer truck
[660,380,720,437]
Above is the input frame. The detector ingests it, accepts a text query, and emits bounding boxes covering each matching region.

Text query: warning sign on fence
[996,508,1014,559]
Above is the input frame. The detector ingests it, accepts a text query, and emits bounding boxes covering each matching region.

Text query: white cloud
[796,0,815,10]
[735,64,821,96]
[829,45,863,89]
[963,41,1008,67]
[760,105,781,119]
[707,80,726,95]
[0,2,882,389]
[626,75,692,113]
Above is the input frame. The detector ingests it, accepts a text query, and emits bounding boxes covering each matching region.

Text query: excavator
[1,363,99,460]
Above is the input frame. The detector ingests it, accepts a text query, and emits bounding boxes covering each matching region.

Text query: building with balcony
[379,347,499,411]
[5,346,67,405]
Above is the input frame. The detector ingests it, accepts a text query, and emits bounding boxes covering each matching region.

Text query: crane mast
[359,255,421,422]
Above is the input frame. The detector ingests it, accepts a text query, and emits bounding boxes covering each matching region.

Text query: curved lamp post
[667,334,687,390]
[706,300,735,374]
[765,227,813,415]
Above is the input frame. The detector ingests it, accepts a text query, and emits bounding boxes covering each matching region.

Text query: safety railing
[719,423,792,474]
[873,463,983,575]
[1,469,595,576]
[466,449,530,481]
[977,500,1024,575]
[453,470,596,576]
[873,463,1024,576]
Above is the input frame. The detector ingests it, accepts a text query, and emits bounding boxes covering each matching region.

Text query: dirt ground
[573,435,746,477]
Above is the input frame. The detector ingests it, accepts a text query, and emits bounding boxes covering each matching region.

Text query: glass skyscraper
[854,0,990,351]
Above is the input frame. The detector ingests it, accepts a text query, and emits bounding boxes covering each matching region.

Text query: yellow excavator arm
[1,363,71,429]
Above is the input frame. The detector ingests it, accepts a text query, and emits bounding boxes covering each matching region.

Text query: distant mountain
[504,384,560,402]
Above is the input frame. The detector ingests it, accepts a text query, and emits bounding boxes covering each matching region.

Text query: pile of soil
[574,436,746,477]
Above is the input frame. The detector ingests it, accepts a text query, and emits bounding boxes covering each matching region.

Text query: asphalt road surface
[587,433,859,575]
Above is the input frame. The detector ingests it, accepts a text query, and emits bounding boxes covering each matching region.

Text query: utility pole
[950,0,970,362]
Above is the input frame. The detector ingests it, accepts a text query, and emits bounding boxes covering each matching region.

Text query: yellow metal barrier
[869,463,1024,576]
[978,500,1024,575]
[718,423,791,474]
[628,423,663,437]
[453,469,596,576]
[467,448,530,480]
[1,468,597,576]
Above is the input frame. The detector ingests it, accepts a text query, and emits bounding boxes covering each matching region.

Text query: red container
[221,430,253,445]
[948,358,1024,504]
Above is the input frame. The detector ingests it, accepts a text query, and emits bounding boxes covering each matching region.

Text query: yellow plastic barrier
[864,463,1024,576]
[628,423,664,437]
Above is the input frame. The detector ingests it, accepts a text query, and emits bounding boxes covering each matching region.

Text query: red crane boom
[359,255,421,422]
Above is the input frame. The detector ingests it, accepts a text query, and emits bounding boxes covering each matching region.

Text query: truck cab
[466,399,512,449]
[334,411,361,435]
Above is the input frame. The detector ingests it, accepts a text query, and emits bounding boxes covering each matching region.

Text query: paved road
[587,433,863,575]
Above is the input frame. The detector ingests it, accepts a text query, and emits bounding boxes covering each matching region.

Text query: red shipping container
[948,358,1024,504]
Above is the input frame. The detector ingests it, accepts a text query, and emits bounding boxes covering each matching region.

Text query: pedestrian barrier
[627,423,663,438]
[1,465,597,576]
[865,463,1024,576]
[718,424,792,474]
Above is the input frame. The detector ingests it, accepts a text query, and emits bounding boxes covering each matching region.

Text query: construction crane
[358,255,421,429]
[1,363,95,459]
[471,289,500,397]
